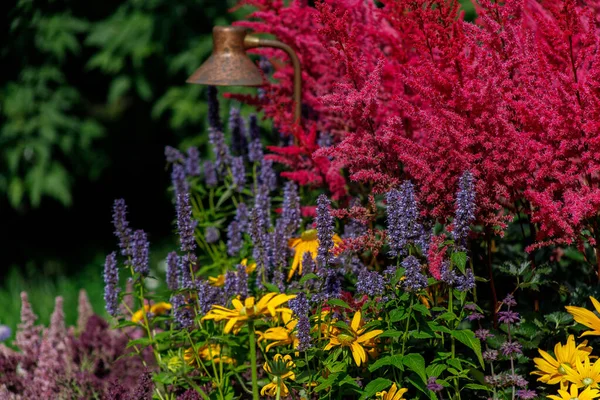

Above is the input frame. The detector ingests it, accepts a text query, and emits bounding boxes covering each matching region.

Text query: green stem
[248,320,260,400]
[448,291,461,400]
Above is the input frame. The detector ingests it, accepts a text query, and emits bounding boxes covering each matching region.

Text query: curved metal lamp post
[187,26,302,124]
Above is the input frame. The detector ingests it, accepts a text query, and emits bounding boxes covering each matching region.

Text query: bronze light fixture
[187,26,302,124]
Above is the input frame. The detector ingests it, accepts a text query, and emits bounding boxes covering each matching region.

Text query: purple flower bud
[500,341,522,356]
[176,193,196,252]
[440,261,458,286]
[224,271,238,300]
[426,377,443,393]
[179,253,196,290]
[316,195,335,268]
[464,303,477,311]
[205,226,220,244]
[132,230,150,276]
[356,269,385,297]
[453,171,476,248]
[247,115,263,163]
[207,86,223,132]
[516,389,537,399]
[170,294,193,328]
[302,252,316,275]
[236,264,249,299]
[475,329,493,340]
[386,181,428,257]
[171,164,189,199]
[197,281,222,314]
[204,160,218,187]
[402,255,427,292]
[231,156,246,192]
[483,349,498,362]
[227,221,242,257]
[289,293,311,351]
[259,159,277,191]
[498,310,520,325]
[208,127,231,174]
[165,146,184,163]
[467,313,484,321]
[503,294,517,307]
[185,147,201,177]
[236,202,249,233]
[455,268,475,292]
[112,199,132,257]
[317,132,333,148]
[103,252,120,317]
[166,252,179,291]
[229,108,248,157]
[508,374,528,388]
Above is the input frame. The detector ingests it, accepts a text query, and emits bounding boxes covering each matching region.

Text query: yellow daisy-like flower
[562,356,600,389]
[324,310,383,366]
[261,354,296,397]
[548,384,600,400]
[258,312,299,352]
[531,335,593,385]
[202,293,295,334]
[287,229,342,280]
[208,259,256,287]
[566,297,600,337]
[184,343,233,366]
[131,302,172,324]
[376,383,409,400]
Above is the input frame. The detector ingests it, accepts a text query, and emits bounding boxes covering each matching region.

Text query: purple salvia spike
[171,164,189,200]
[231,156,246,192]
[112,199,132,257]
[185,147,201,177]
[207,86,223,132]
[453,170,476,249]
[131,230,150,276]
[166,252,179,291]
[176,192,196,253]
[316,195,335,268]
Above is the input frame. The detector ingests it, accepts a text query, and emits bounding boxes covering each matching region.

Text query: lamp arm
[244,36,302,124]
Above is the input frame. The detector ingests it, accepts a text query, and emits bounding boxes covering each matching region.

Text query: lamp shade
[186,26,264,86]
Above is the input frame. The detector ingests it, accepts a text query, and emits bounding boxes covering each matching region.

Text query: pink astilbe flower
[428,235,447,280]
[77,289,94,334]
[234,0,600,266]
[14,292,41,365]
[30,331,62,398]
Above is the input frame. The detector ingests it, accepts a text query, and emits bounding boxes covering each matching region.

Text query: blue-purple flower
[131,230,150,276]
[112,199,132,257]
[401,256,428,292]
[248,114,263,163]
[185,147,201,177]
[289,293,311,351]
[165,146,184,163]
[229,107,247,157]
[207,85,223,132]
[166,252,179,291]
[171,164,189,200]
[204,160,218,187]
[316,195,335,268]
[208,127,231,174]
[205,226,220,244]
[231,156,246,192]
[103,252,120,317]
[227,220,242,257]
[356,269,385,297]
[453,170,476,248]
[176,193,196,253]
[386,181,429,256]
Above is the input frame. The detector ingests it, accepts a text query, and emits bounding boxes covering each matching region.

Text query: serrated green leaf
[451,252,467,274]
[368,355,403,372]
[413,303,432,316]
[450,329,484,368]
[359,378,392,400]
[299,273,318,284]
[327,298,352,309]
[403,353,427,384]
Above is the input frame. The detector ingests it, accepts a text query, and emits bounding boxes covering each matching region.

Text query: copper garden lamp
[186,25,302,124]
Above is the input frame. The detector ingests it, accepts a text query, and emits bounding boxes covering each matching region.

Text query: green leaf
[390,309,406,323]
[107,75,131,104]
[327,298,352,310]
[299,273,318,284]
[368,355,403,372]
[8,177,24,207]
[451,252,467,274]
[359,378,392,400]
[263,283,280,293]
[426,363,447,377]
[402,353,427,384]
[314,373,339,392]
[451,329,484,368]
[463,383,491,391]
[412,303,432,317]
[378,329,403,338]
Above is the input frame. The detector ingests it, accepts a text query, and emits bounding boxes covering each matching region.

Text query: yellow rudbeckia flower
[288,229,342,280]
[531,335,593,385]
[184,343,234,366]
[257,311,299,352]
[376,383,409,400]
[548,384,600,400]
[324,310,383,366]
[208,259,256,287]
[566,297,600,337]
[261,354,296,397]
[131,302,172,324]
[562,356,600,389]
[202,293,295,334]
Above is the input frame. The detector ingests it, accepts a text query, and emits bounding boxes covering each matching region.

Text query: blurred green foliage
[1,0,244,209]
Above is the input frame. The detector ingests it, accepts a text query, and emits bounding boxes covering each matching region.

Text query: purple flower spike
[453,171,476,248]
[103,252,120,316]
[207,86,223,132]
[356,269,385,297]
[176,193,196,253]
[401,255,427,292]
[185,147,201,177]
[166,252,179,291]
[165,146,184,163]
[227,220,242,257]
[316,195,335,268]
[208,127,231,174]
[171,164,190,200]
[386,181,429,256]
[231,156,246,192]
[289,293,311,351]
[229,107,248,157]
[205,226,220,244]
[112,199,132,257]
[248,114,263,163]
[170,294,193,328]
[132,230,150,276]
[426,377,443,393]
[204,160,218,187]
